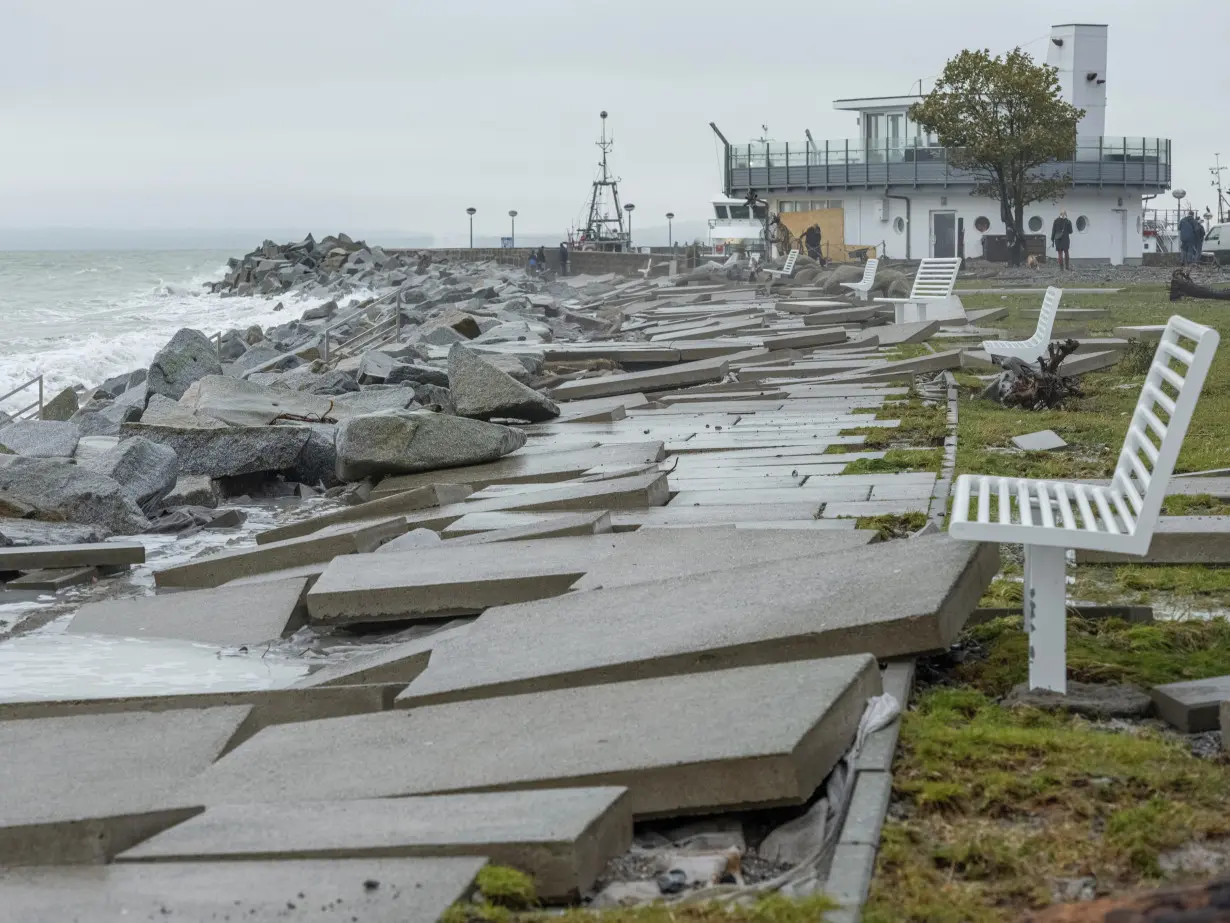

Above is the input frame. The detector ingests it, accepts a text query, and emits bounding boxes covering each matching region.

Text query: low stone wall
[397,248,676,278]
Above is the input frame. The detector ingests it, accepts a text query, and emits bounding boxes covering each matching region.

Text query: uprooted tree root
[985,340,1085,410]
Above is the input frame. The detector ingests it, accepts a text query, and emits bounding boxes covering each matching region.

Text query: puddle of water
[0,632,309,702]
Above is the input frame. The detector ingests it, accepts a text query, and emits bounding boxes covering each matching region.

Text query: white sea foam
[0,250,378,411]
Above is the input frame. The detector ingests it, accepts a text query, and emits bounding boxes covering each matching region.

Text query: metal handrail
[321,286,409,363]
[0,374,44,421]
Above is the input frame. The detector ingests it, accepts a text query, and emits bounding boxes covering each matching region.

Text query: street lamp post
[666,212,674,252]
[508,210,518,248]
[624,203,635,251]
[466,207,476,249]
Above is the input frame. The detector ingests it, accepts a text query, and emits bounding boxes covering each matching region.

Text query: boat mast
[583,111,627,250]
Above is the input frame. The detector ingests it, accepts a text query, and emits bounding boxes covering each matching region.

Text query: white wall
[1046,24,1109,139]
[840,188,1144,263]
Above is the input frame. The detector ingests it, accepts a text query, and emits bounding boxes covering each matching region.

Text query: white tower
[1045,23,1108,139]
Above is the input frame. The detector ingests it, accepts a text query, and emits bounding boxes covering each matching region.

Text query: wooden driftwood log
[983,339,1085,409]
[1170,268,1230,302]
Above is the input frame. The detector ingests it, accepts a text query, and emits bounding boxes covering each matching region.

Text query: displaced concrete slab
[67,577,310,646]
[5,567,100,591]
[1059,350,1119,376]
[291,622,472,689]
[0,542,144,571]
[1150,675,1230,733]
[256,484,473,545]
[0,683,397,737]
[875,321,940,345]
[964,307,1010,324]
[760,328,847,350]
[444,510,614,545]
[834,349,963,383]
[1012,430,1068,451]
[1114,324,1165,342]
[608,504,826,529]
[154,517,408,589]
[1075,517,1230,564]
[549,358,730,401]
[369,442,665,496]
[184,656,881,819]
[0,706,248,864]
[802,306,879,326]
[0,857,485,923]
[119,788,632,901]
[398,535,996,707]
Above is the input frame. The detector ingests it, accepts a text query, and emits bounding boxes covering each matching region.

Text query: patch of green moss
[1161,493,1230,516]
[842,398,948,449]
[958,615,1230,696]
[843,449,944,475]
[446,894,840,923]
[478,866,537,910]
[855,511,928,541]
[864,685,1230,922]
[977,578,1023,608]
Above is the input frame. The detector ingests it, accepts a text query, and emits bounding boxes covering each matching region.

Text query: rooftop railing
[725,137,1171,191]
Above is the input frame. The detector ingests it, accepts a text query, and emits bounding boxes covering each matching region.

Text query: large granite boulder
[162,475,219,509]
[0,420,81,458]
[448,344,559,423]
[284,423,341,489]
[40,387,80,422]
[421,311,481,340]
[183,375,334,427]
[121,423,313,478]
[870,268,909,296]
[334,410,526,481]
[0,458,148,535]
[81,436,179,514]
[328,388,420,419]
[146,328,223,401]
[140,393,224,429]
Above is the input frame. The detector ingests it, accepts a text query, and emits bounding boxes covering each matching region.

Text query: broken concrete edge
[826,659,916,917]
[925,374,959,529]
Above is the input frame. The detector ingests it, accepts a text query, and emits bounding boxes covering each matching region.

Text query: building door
[931,211,957,258]
[1109,208,1127,266]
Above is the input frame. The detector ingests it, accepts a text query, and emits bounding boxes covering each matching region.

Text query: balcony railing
[725,136,1171,192]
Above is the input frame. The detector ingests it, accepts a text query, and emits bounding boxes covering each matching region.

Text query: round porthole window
[893,217,905,234]
[974,216,990,232]
[1028,216,1044,232]
[1076,216,1089,232]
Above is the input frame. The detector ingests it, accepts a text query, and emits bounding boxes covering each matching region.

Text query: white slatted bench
[637,258,654,279]
[840,258,880,301]
[950,315,1219,693]
[982,286,1063,364]
[764,249,800,281]
[874,257,965,323]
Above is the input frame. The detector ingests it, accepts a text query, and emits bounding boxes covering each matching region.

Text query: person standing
[803,224,822,262]
[1195,217,1207,264]
[1179,211,1199,265]
[558,242,569,276]
[1051,211,1073,270]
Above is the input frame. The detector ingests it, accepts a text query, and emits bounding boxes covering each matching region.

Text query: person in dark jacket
[1051,211,1073,270]
[803,224,822,262]
[558,242,569,276]
[1179,211,1200,265]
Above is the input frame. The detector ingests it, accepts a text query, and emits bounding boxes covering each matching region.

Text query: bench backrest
[1026,286,1063,346]
[860,258,880,285]
[909,257,962,300]
[781,249,799,273]
[1112,315,1219,535]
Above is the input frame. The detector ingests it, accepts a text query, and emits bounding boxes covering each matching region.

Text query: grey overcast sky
[2,0,1224,244]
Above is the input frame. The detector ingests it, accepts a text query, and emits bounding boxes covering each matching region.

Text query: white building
[711,24,1170,265]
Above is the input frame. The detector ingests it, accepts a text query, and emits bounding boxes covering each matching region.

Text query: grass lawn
[865,283,1230,922]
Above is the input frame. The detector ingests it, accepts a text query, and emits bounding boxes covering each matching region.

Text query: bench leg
[1024,545,1067,693]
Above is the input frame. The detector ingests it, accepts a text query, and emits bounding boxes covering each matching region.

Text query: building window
[1028,216,1044,232]
[893,217,906,234]
[713,205,729,219]
[974,216,991,232]
[729,205,750,219]
[1076,215,1089,232]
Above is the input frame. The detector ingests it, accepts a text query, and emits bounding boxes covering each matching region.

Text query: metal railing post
[37,375,43,419]
[322,325,330,363]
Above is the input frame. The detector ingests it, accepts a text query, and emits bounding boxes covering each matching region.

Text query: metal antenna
[1211,154,1227,223]
[581,111,628,250]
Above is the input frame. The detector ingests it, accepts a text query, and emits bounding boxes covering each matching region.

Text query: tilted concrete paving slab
[369,442,664,496]
[549,357,730,401]
[608,504,828,529]
[6,567,100,590]
[0,542,145,570]
[0,706,249,864]
[1150,675,1230,733]
[290,621,472,689]
[154,517,408,589]
[443,510,613,544]
[119,788,632,901]
[1075,516,1230,564]
[0,857,485,923]
[255,484,473,545]
[183,656,881,819]
[874,320,941,345]
[397,535,996,707]
[67,577,310,646]
[0,685,399,755]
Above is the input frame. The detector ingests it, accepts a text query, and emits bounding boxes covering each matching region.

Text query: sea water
[0,249,343,412]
